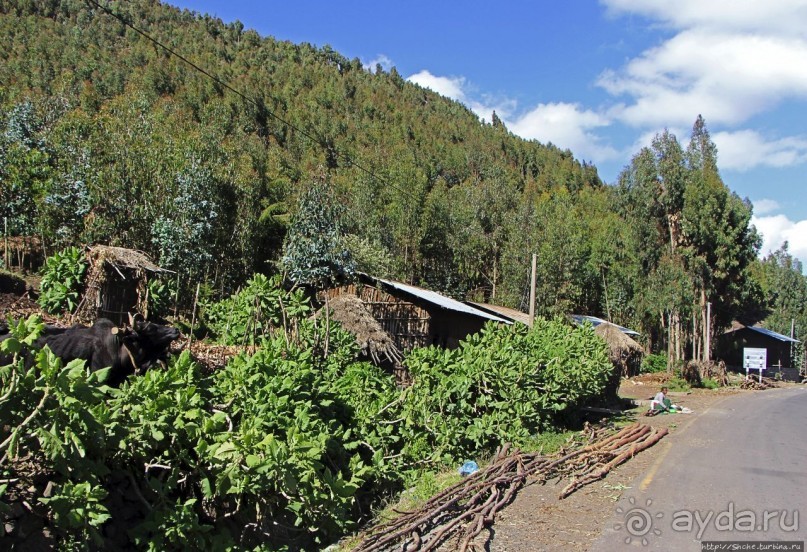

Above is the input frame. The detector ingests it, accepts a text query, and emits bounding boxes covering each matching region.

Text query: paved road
[591,387,807,551]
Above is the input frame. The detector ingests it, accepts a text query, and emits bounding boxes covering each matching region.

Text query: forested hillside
[1,0,805,358]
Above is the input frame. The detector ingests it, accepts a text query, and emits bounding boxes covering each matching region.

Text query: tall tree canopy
[1,1,798,365]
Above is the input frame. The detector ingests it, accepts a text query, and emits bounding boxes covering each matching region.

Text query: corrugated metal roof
[374,277,511,324]
[467,302,531,325]
[570,314,640,337]
[741,325,800,343]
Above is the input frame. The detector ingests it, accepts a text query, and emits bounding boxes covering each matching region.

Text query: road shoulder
[489,386,750,551]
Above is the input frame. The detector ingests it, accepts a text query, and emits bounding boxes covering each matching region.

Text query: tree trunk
[665,311,673,372]
[701,288,708,362]
[491,254,497,301]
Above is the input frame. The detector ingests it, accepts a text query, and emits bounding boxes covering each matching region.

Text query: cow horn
[128,312,135,327]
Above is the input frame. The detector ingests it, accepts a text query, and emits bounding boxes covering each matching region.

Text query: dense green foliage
[0,0,599,301]
[641,352,668,374]
[400,319,611,466]
[752,244,807,369]
[281,180,356,288]
[2,300,613,548]
[201,273,310,345]
[38,246,87,314]
[0,0,803,363]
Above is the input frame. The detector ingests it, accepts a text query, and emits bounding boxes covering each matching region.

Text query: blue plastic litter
[459,460,478,476]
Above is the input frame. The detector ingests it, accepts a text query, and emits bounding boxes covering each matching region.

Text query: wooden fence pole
[3,217,8,270]
[189,282,201,346]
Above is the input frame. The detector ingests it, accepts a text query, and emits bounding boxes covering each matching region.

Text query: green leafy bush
[641,352,668,373]
[38,247,87,314]
[0,302,615,549]
[145,277,174,320]
[38,482,110,547]
[202,273,311,345]
[399,318,611,469]
[666,376,691,392]
[700,377,719,389]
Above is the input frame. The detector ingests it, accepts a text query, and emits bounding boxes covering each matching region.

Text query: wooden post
[528,253,537,328]
[189,282,200,346]
[705,301,711,362]
[173,273,181,319]
[3,217,8,270]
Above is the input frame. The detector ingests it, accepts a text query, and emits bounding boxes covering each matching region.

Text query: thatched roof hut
[73,245,172,325]
[595,322,644,376]
[595,322,645,400]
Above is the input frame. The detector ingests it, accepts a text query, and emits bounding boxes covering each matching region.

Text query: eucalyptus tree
[281,179,356,290]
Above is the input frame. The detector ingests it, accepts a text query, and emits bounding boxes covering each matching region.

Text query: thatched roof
[322,294,403,365]
[596,322,644,379]
[87,245,172,275]
[595,322,643,355]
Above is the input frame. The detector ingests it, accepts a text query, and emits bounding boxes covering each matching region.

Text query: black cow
[1,316,180,386]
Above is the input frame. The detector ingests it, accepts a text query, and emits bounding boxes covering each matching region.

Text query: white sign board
[743,347,767,382]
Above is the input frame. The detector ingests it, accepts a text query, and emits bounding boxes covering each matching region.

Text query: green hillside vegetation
[0,306,612,548]
[1,0,806,356]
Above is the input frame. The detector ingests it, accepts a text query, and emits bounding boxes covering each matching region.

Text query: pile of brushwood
[1,276,614,550]
[739,376,779,390]
[354,423,668,552]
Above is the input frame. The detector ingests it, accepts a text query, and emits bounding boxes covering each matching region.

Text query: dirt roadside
[486,381,788,552]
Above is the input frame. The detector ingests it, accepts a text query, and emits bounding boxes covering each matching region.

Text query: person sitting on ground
[650,386,680,412]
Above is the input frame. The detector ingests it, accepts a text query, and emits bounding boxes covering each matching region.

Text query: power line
[83,0,419,202]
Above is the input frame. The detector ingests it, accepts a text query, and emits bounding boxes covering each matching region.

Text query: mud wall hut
[323,274,510,354]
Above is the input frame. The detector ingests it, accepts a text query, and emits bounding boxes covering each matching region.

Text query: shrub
[38,247,87,314]
[641,352,668,373]
[701,377,719,389]
[145,277,174,320]
[666,376,691,392]
[1,295,616,548]
[399,318,611,470]
[202,273,310,345]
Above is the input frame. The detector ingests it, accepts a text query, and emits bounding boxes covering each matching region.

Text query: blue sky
[169,0,807,266]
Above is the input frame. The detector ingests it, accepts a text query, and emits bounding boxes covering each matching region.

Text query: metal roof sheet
[569,314,640,337]
[374,277,511,324]
[742,325,800,343]
[467,302,531,325]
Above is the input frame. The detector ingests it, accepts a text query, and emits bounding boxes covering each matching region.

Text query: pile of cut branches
[740,376,779,390]
[354,422,667,552]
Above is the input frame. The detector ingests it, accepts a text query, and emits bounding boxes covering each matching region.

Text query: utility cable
[83,0,420,202]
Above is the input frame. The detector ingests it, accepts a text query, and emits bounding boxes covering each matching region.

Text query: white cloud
[598,29,807,128]
[406,70,515,126]
[508,102,619,162]
[406,0,807,172]
[602,0,807,35]
[713,130,807,171]
[407,70,467,101]
[753,198,781,215]
[752,214,807,265]
[408,70,623,163]
[363,54,393,73]
[597,0,807,139]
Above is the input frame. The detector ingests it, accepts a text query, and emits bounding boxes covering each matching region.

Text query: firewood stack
[354,422,668,552]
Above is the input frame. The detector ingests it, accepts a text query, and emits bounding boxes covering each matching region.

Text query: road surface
[591,387,807,551]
